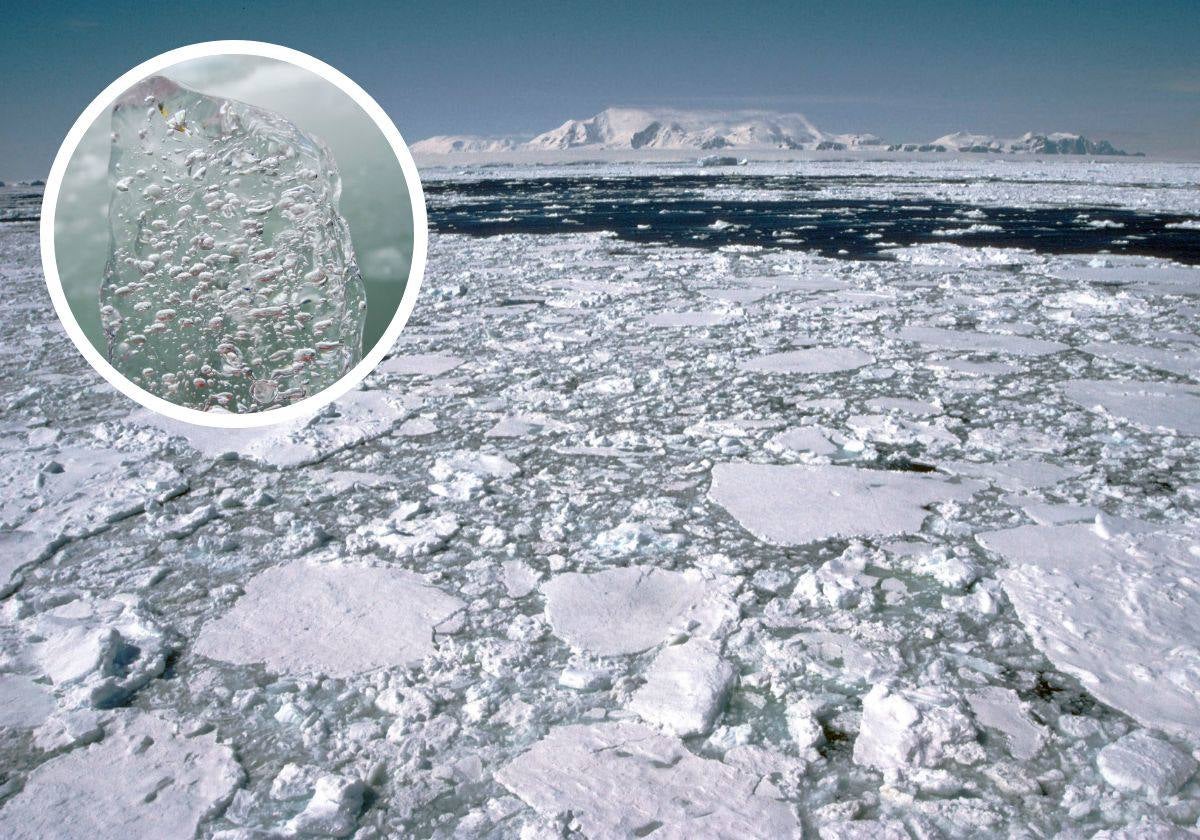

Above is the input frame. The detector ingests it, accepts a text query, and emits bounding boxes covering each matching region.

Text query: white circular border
[40,40,428,428]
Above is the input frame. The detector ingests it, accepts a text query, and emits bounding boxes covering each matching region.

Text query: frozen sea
[1,158,1200,838]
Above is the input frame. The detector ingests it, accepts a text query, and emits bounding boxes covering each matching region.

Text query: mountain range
[411,108,1136,156]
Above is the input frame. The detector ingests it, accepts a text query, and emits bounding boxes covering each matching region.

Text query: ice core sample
[100,75,366,412]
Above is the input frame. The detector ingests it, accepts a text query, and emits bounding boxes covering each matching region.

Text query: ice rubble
[101,76,365,412]
[20,595,173,709]
[0,712,242,840]
[709,463,982,545]
[194,562,465,676]
[133,388,406,467]
[978,522,1200,739]
[495,722,801,838]
[0,447,185,588]
[5,161,1200,835]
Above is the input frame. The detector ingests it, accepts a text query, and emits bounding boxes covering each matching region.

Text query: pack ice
[100,76,365,412]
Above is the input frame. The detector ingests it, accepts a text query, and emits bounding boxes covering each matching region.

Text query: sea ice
[628,639,735,737]
[100,76,365,412]
[542,566,712,656]
[644,310,730,327]
[978,523,1200,738]
[24,595,172,709]
[285,774,366,837]
[132,389,406,466]
[1082,341,1200,379]
[495,722,801,838]
[853,683,978,774]
[194,562,465,676]
[1062,379,1200,435]
[0,712,241,840]
[0,447,186,580]
[1096,730,1197,798]
[378,353,464,376]
[895,325,1066,356]
[709,463,982,545]
[965,686,1046,760]
[0,674,55,728]
[739,347,873,374]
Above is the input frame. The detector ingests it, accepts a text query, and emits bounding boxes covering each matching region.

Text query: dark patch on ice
[427,175,1200,265]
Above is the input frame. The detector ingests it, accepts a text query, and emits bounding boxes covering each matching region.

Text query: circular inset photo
[42,41,426,427]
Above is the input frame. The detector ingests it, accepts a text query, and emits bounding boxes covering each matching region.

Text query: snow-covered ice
[709,463,982,544]
[195,562,465,676]
[0,712,241,839]
[496,722,802,838]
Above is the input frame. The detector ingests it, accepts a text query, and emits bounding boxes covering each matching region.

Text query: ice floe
[979,522,1200,739]
[496,722,801,838]
[0,712,241,840]
[195,562,465,676]
[710,463,982,545]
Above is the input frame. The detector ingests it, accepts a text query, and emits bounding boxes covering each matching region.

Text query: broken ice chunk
[965,686,1046,761]
[194,562,465,677]
[629,639,735,737]
[1096,730,1197,798]
[495,722,801,838]
[0,712,241,840]
[895,325,1064,356]
[286,774,366,837]
[709,463,981,545]
[101,75,366,412]
[852,683,977,773]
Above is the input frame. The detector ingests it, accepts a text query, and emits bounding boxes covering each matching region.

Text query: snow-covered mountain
[411,109,1136,156]
[895,131,1131,155]
[526,108,825,150]
[409,135,521,154]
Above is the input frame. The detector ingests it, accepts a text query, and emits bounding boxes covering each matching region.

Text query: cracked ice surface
[3,159,1200,837]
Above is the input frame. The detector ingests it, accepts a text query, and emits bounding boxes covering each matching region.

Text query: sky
[3,0,1200,176]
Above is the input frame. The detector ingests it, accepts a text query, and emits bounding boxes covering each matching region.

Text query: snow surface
[0,712,241,839]
[709,463,982,545]
[195,562,465,677]
[496,722,802,838]
[978,523,1200,739]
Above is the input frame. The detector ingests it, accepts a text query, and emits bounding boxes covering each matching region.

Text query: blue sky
[3,0,1199,176]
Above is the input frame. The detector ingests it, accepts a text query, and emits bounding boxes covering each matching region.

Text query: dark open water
[426,175,1200,265]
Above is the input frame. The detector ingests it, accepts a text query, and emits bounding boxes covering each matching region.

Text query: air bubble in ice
[100,75,367,412]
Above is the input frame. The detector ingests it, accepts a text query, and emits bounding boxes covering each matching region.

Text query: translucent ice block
[100,75,366,412]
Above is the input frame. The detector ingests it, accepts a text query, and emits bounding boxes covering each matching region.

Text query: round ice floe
[194,562,465,677]
[542,566,709,656]
[0,712,241,840]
